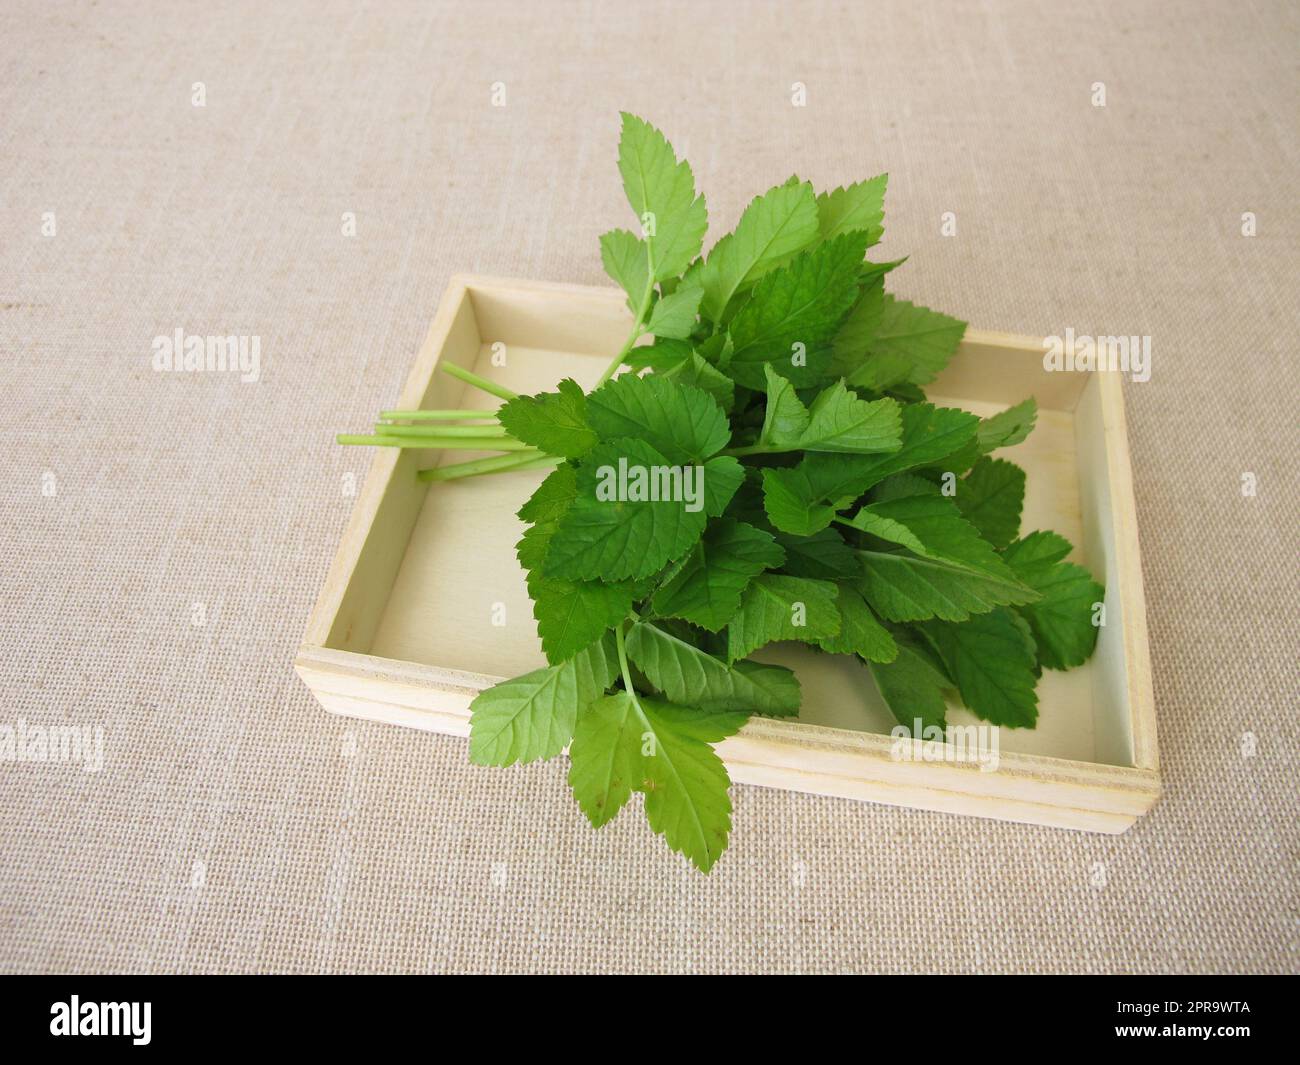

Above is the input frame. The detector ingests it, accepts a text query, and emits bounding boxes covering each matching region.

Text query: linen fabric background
[1,0,1296,974]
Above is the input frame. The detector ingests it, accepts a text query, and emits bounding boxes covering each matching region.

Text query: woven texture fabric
[1,0,1296,974]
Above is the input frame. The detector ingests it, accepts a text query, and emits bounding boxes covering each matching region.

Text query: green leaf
[626,620,800,716]
[694,331,729,366]
[1003,531,1104,669]
[725,661,801,716]
[516,519,557,575]
[772,527,860,579]
[469,634,617,766]
[834,291,967,390]
[868,639,951,731]
[701,455,745,516]
[1006,607,1042,673]
[1002,528,1072,569]
[600,229,649,309]
[617,113,708,281]
[831,283,892,383]
[792,402,979,501]
[587,373,730,462]
[930,395,1029,475]
[635,696,747,872]
[848,493,1022,579]
[696,180,820,321]
[879,402,982,476]
[760,465,840,537]
[859,257,906,285]
[955,457,1025,549]
[517,462,576,524]
[660,351,736,412]
[760,363,810,445]
[497,379,598,459]
[529,573,637,664]
[515,468,578,579]
[816,585,898,662]
[816,174,887,245]
[726,574,841,660]
[870,296,967,382]
[570,688,748,871]
[858,551,1038,622]
[545,439,708,581]
[647,284,703,339]
[567,691,641,827]
[789,381,901,453]
[1005,531,1077,575]
[726,231,868,388]
[918,609,1039,727]
[886,381,928,404]
[978,397,1037,453]
[625,336,691,372]
[758,402,941,532]
[650,518,785,631]
[870,472,941,502]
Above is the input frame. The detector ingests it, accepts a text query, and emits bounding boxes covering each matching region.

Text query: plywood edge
[397,277,474,412]
[295,645,1160,822]
[724,759,1140,833]
[312,687,475,737]
[300,447,405,648]
[297,679,1149,834]
[734,714,1159,794]
[451,272,629,306]
[1098,371,1159,772]
[719,729,1159,819]
[301,665,1142,832]
[300,280,471,649]
[961,326,1049,354]
[296,643,499,697]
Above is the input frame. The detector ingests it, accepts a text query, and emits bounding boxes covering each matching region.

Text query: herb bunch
[340,114,1103,872]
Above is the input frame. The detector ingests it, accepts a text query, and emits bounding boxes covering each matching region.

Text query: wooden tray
[296,275,1160,832]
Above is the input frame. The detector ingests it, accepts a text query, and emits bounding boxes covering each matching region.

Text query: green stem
[722,443,772,458]
[418,451,560,482]
[439,362,520,402]
[375,423,510,439]
[614,622,640,699]
[595,255,657,387]
[337,433,531,450]
[614,622,655,737]
[379,409,500,422]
